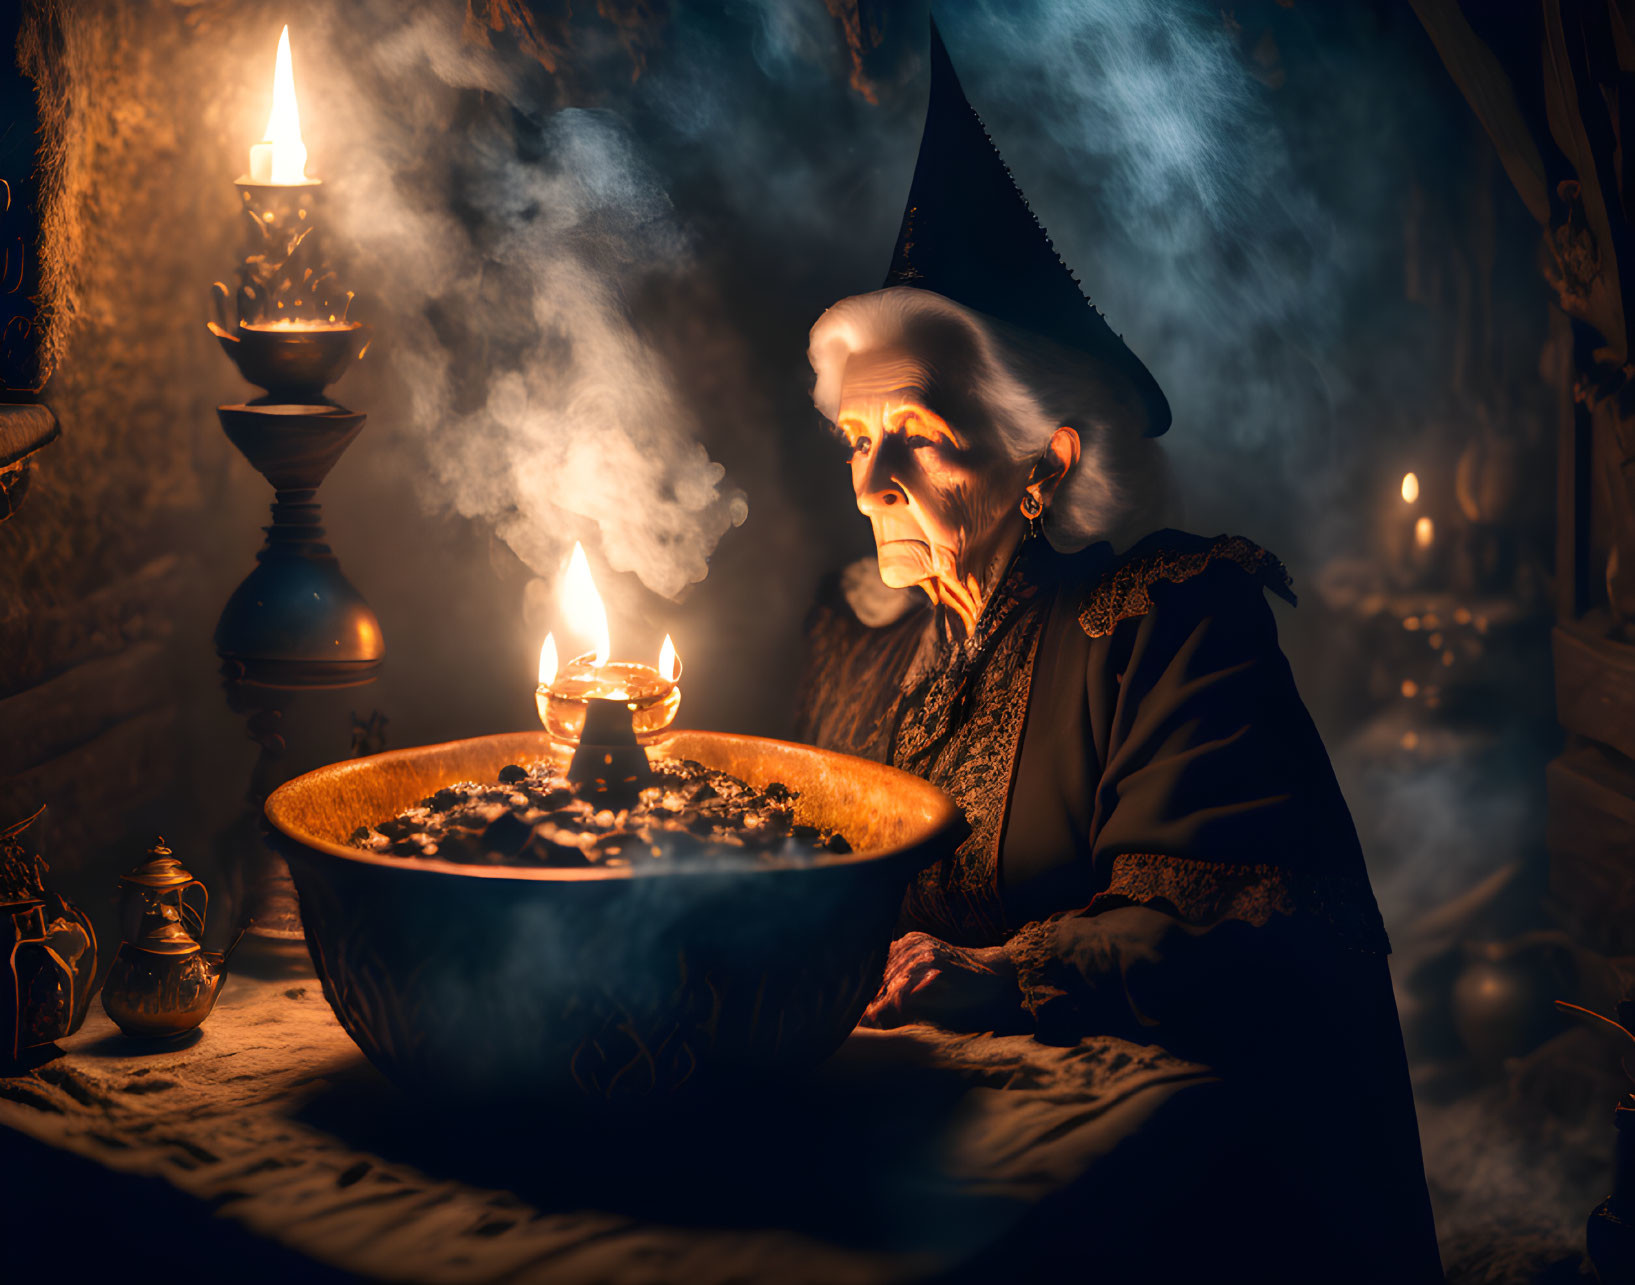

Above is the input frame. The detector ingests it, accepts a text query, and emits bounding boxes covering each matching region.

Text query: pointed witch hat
[885,18,1171,437]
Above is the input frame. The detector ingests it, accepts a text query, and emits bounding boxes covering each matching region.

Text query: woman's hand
[861,931,1027,1033]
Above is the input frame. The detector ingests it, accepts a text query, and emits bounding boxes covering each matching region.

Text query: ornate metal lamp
[210,28,384,938]
[209,176,381,688]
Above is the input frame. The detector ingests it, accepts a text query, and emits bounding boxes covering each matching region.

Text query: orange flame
[1401,472,1419,504]
[1414,516,1434,549]
[250,26,310,184]
[561,542,611,666]
[538,632,558,688]
[659,634,678,683]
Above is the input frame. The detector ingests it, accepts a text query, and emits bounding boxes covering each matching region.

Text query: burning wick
[535,542,682,744]
[1401,472,1420,505]
[247,26,316,186]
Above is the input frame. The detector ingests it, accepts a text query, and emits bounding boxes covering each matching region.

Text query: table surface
[0,939,1220,1284]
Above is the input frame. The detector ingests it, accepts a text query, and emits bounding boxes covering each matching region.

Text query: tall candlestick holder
[210,175,384,940]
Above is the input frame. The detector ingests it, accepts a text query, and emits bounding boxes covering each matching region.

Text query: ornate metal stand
[210,179,383,938]
[213,402,379,687]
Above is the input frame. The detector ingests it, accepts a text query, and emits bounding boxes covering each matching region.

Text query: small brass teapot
[101,838,237,1040]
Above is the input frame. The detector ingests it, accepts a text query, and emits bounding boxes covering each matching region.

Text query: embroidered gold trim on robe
[891,550,1051,946]
[1077,534,1295,639]
[1088,852,1388,952]
[793,594,924,764]
[1005,850,1389,1023]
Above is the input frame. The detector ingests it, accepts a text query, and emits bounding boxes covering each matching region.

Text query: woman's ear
[1031,426,1081,506]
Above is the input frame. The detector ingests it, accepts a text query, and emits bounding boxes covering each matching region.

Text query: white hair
[808,287,1172,552]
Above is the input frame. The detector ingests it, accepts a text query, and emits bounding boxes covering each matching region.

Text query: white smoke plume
[305,4,747,600]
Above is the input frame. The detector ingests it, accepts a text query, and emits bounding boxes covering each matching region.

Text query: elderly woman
[795,25,1441,1283]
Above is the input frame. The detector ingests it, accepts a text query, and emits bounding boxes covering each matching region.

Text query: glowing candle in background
[1388,471,1438,588]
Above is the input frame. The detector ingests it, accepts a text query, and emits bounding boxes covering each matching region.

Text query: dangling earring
[1020,491,1043,540]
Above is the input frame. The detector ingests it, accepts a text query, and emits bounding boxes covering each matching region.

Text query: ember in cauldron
[349,756,853,867]
[264,729,962,1104]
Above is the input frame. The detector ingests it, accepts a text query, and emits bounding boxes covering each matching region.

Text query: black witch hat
[885,19,1171,437]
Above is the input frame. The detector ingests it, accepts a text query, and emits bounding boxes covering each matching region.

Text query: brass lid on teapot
[120,839,195,892]
[117,838,205,957]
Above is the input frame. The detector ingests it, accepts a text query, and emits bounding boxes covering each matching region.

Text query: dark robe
[795,530,1442,1283]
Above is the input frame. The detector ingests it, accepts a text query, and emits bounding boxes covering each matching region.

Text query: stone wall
[1,0,259,934]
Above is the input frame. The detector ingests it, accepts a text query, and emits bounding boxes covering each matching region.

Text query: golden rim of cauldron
[264,728,962,883]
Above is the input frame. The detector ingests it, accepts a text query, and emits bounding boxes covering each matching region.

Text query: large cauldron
[264,730,961,1104]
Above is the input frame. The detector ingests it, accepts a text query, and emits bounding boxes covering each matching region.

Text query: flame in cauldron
[538,632,559,688]
[562,542,611,667]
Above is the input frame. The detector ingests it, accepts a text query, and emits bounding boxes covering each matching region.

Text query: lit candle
[562,543,611,670]
[538,632,559,687]
[535,543,682,743]
[1388,471,1436,589]
[247,27,316,186]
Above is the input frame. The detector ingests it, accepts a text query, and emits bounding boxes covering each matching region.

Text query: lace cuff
[1004,852,1389,1038]
[1002,913,1083,1040]
[1086,852,1389,954]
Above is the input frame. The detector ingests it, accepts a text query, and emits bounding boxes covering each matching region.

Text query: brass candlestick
[209,40,384,936]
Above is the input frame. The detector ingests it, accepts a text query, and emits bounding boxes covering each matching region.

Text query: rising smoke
[935,0,1444,561]
[306,5,748,602]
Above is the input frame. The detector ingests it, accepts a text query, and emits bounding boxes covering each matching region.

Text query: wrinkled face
[836,347,1028,596]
